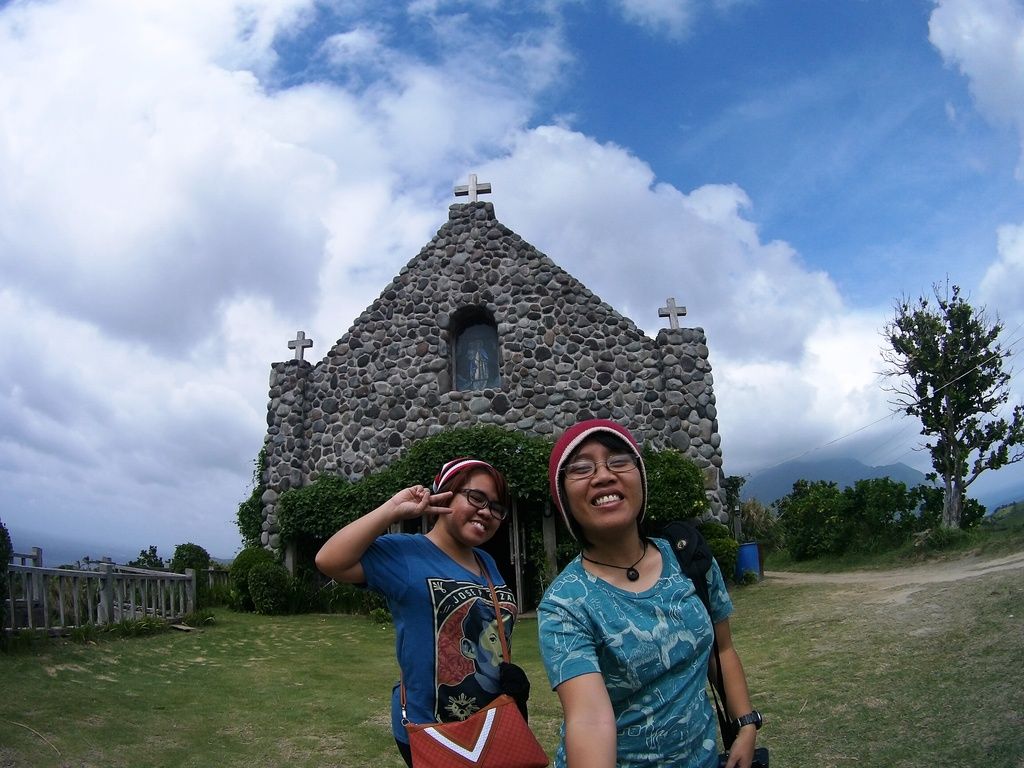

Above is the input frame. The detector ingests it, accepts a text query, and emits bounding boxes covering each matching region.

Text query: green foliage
[740,499,781,550]
[229,547,277,611]
[318,582,388,615]
[840,478,921,553]
[777,480,849,561]
[278,426,553,547]
[883,283,1024,528]
[128,545,164,570]
[643,447,709,522]
[916,484,984,530]
[699,520,739,582]
[237,448,268,548]
[0,517,11,646]
[911,525,971,552]
[170,542,213,607]
[247,561,292,615]
[722,474,746,514]
[181,609,217,627]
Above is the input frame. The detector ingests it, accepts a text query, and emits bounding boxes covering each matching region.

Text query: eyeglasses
[457,488,508,521]
[563,454,639,480]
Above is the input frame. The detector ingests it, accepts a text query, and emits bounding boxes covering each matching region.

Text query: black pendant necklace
[581,540,648,581]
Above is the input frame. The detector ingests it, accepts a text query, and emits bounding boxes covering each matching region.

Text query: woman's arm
[314,485,451,584]
[712,618,758,768]
[555,672,617,768]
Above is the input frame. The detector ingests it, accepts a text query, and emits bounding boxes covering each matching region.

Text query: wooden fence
[4,559,199,636]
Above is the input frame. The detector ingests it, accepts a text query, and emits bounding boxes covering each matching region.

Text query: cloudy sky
[2,0,1023,561]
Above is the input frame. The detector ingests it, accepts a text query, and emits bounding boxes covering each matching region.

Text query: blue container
[735,541,761,582]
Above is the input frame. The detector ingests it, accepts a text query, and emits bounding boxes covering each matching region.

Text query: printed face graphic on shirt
[428,576,517,722]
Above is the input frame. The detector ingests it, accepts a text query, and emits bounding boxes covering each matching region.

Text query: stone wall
[260,202,725,550]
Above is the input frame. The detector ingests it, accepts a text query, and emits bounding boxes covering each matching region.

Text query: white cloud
[613,0,699,38]
[2,0,1019,561]
[930,0,1024,175]
[488,126,843,364]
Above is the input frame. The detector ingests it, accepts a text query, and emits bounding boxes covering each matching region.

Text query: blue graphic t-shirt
[361,534,517,744]
[537,537,733,768]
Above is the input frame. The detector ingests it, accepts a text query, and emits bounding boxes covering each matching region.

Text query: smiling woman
[538,419,761,768]
[313,456,534,767]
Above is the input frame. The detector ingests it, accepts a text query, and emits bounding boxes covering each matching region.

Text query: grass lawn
[2,548,1022,768]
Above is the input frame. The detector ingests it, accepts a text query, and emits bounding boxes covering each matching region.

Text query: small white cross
[287,330,313,361]
[658,298,687,330]
[454,173,492,202]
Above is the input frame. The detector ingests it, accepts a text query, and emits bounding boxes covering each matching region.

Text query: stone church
[260,183,726,607]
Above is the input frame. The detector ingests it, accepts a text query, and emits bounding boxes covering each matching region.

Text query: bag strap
[475,553,511,664]
[400,553,509,721]
[662,521,737,749]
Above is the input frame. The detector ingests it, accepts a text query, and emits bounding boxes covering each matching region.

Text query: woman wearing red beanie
[538,419,760,768]
[316,457,527,767]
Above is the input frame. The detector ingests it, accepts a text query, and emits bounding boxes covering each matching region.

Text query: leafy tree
[169,542,211,574]
[883,283,1024,528]
[840,478,919,552]
[170,542,212,607]
[128,545,165,570]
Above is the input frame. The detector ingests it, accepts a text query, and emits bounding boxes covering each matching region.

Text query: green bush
[319,582,388,615]
[0,517,12,647]
[643,448,709,523]
[229,547,277,611]
[916,484,985,530]
[170,542,213,608]
[248,562,291,615]
[699,521,739,583]
[777,480,849,560]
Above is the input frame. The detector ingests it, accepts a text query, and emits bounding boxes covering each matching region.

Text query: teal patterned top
[538,536,733,768]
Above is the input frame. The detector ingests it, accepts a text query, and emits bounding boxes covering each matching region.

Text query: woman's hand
[722,726,757,768]
[388,485,453,523]
[315,485,452,583]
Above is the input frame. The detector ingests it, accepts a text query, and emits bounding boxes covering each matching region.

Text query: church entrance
[478,501,526,611]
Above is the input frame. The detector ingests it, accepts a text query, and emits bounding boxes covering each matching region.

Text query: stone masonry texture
[261,202,726,550]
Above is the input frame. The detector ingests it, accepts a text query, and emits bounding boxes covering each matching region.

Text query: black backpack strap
[657,520,738,749]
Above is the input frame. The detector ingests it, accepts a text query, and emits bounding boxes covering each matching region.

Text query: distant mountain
[740,458,930,506]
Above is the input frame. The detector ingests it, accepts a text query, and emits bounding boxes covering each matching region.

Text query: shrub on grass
[248,562,292,615]
[699,520,739,583]
[230,547,277,611]
[170,542,212,606]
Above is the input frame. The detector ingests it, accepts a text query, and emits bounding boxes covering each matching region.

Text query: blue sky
[1,0,1022,560]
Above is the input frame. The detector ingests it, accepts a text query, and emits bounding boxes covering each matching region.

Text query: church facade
[260,197,726,606]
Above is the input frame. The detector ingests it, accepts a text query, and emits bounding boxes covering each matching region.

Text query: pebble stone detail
[260,202,728,550]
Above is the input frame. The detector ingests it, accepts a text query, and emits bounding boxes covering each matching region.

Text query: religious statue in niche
[455,324,501,391]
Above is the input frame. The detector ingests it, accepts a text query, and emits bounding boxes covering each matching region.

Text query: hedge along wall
[272,425,710,604]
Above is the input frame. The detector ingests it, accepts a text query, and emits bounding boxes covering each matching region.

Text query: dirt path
[765,550,1024,605]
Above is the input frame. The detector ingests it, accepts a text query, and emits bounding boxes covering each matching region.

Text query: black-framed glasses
[563,454,638,481]
[457,488,508,521]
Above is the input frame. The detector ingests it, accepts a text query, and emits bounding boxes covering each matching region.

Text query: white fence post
[185,568,196,614]
[98,563,114,625]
